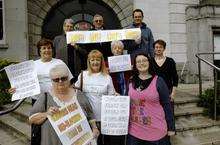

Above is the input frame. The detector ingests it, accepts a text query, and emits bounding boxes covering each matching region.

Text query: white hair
[49,64,69,79]
[111,40,124,51]
[63,19,74,26]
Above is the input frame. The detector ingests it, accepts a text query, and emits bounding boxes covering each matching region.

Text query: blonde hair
[87,50,108,75]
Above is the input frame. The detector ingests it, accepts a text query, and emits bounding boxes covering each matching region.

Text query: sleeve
[53,36,59,58]
[77,44,88,56]
[29,95,46,116]
[107,75,116,95]
[156,76,175,131]
[148,29,154,58]
[170,58,178,87]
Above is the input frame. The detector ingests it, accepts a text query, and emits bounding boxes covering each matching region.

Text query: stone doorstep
[171,131,220,145]
[0,114,31,141]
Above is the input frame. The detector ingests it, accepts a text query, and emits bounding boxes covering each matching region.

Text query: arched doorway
[42,0,121,39]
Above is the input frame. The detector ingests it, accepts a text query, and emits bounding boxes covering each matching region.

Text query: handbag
[31,93,47,145]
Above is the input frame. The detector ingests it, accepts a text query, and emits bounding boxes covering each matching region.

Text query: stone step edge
[198,140,220,145]
[174,97,199,105]
[176,121,220,132]
[0,116,31,141]
[175,107,204,117]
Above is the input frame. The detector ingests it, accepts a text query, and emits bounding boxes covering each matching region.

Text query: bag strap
[80,71,83,91]
[44,93,47,111]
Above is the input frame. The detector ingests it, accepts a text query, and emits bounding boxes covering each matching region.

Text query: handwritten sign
[5,60,40,101]
[66,28,141,44]
[108,55,132,73]
[101,95,130,135]
[48,101,96,145]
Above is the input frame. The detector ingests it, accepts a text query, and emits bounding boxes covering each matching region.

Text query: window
[0,0,5,43]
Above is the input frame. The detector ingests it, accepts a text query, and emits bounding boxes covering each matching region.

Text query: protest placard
[5,60,40,101]
[66,28,141,44]
[101,95,130,135]
[48,100,96,145]
[108,55,132,73]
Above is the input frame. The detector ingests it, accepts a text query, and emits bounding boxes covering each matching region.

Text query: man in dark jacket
[53,19,87,81]
[124,9,154,59]
[85,14,112,60]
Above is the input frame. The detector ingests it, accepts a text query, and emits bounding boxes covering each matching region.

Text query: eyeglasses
[136,59,148,64]
[52,76,68,83]
[94,20,103,23]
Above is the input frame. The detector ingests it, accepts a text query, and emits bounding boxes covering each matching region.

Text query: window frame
[0,0,6,44]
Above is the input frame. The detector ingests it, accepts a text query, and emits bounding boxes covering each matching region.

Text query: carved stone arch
[27,0,133,58]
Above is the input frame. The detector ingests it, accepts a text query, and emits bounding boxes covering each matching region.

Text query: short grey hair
[111,40,124,51]
[49,64,69,79]
[93,14,103,21]
[63,19,74,26]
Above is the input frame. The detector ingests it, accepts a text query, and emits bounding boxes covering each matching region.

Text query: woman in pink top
[127,53,175,145]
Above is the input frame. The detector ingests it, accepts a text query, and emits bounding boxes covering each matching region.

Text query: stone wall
[0,0,28,61]
[186,5,220,78]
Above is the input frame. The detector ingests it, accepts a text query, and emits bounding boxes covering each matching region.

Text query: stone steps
[171,131,220,145]
[0,102,31,145]
[175,106,204,117]
[0,127,29,145]
[175,116,220,133]
[0,113,31,143]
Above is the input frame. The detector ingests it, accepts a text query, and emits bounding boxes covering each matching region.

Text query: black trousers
[31,99,41,145]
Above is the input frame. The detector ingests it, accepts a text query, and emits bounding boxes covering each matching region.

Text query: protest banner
[108,55,132,73]
[48,100,96,145]
[101,95,130,135]
[5,60,40,101]
[66,28,141,44]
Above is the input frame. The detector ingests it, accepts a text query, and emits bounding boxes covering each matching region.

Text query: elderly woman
[9,38,73,145]
[105,41,132,145]
[127,53,175,145]
[109,40,131,96]
[29,64,99,145]
[75,50,116,145]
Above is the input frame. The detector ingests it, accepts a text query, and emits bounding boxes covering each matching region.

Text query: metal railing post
[198,58,202,96]
[214,69,217,120]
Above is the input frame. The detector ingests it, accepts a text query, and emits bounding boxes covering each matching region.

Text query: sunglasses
[52,76,68,83]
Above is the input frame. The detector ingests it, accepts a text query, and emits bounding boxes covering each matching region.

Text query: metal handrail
[0,98,26,116]
[195,52,220,120]
[0,67,26,116]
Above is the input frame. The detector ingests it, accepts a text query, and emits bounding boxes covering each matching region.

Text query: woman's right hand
[47,106,59,115]
[8,88,16,94]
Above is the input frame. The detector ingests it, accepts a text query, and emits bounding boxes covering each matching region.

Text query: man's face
[133,12,143,25]
[93,16,104,29]
[63,22,73,33]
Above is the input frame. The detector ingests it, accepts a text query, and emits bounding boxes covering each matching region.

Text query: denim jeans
[126,134,171,145]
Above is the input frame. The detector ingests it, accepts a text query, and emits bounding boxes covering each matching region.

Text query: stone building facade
[0,0,220,81]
